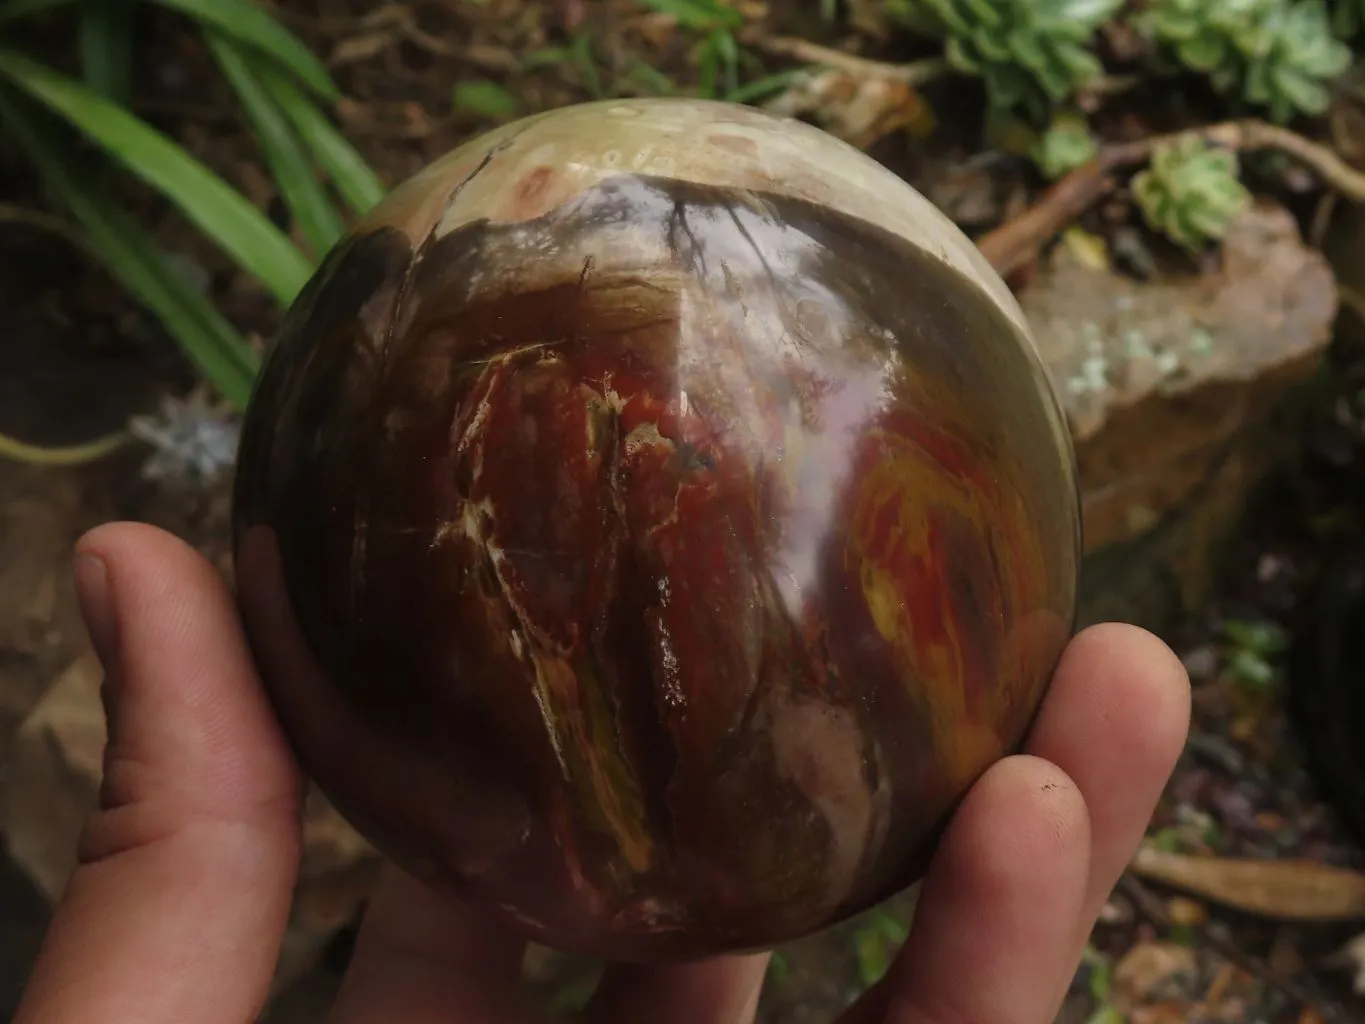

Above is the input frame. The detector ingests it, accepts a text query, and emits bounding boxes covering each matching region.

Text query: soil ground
[3,2,1365,1022]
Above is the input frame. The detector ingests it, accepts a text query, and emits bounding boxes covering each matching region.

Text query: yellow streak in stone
[460,339,571,367]
[571,661,655,873]
[849,436,1015,797]
[488,544,572,783]
[429,492,573,783]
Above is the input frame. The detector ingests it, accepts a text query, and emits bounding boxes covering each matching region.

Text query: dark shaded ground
[3,2,1365,1022]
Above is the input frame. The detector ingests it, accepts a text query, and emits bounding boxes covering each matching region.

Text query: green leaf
[571,33,604,99]
[1178,32,1227,71]
[251,58,385,216]
[971,31,1012,63]
[944,35,982,74]
[724,68,805,104]
[1230,648,1276,688]
[1061,0,1124,26]
[0,48,313,305]
[0,87,259,408]
[452,79,519,120]
[1272,60,1333,114]
[520,46,575,71]
[205,29,344,257]
[78,0,133,105]
[852,911,906,989]
[957,0,1000,30]
[146,0,338,101]
[697,33,720,97]
[1006,29,1050,73]
[711,27,740,95]
[632,0,743,31]
[622,59,678,96]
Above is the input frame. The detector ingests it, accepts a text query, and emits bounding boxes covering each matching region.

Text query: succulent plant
[1131,137,1252,252]
[1131,0,1276,87]
[1134,0,1352,121]
[1030,111,1099,178]
[895,0,1124,116]
[1243,1,1353,122]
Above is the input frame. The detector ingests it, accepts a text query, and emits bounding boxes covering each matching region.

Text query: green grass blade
[633,0,743,30]
[0,0,74,26]
[452,79,519,120]
[0,47,313,305]
[78,0,133,104]
[0,89,260,408]
[205,28,343,256]
[96,207,261,407]
[251,57,385,215]
[147,0,338,101]
[571,33,604,98]
[724,68,806,104]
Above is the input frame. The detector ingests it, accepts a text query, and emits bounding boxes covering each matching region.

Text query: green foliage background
[0,0,384,413]
[0,0,1360,446]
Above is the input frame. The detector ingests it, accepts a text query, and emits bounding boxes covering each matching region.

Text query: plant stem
[0,201,94,254]
[0,429,130,466]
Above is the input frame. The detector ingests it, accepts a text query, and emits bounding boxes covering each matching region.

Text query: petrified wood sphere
[231,98,1082,961]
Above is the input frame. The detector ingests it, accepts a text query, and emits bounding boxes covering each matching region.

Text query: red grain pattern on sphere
[231,99,1082,962]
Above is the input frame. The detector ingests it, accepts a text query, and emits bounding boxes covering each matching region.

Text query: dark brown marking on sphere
[233,173,1079,961]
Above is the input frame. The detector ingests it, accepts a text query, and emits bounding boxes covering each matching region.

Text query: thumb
[14,521,305,1024]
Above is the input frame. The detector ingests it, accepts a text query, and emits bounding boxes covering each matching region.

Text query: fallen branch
[1127,844,1365,922]
[976,162,1114,276]
[977,118,1365,277]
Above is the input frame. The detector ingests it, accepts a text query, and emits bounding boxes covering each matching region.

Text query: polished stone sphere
[231,97,1081,962]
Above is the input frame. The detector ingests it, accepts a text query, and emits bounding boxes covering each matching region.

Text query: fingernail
[74,551,119,671]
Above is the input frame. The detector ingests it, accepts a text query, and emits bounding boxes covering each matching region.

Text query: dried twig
[976,117,1365,277]
[976,162,1114,276]
[746,34,951,86]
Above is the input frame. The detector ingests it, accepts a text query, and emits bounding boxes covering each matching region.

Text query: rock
[1023,201,1339,632]
[0,467,98,767]
[0,653,105,902]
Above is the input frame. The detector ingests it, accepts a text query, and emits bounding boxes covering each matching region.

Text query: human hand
[14,521,1190,1024]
